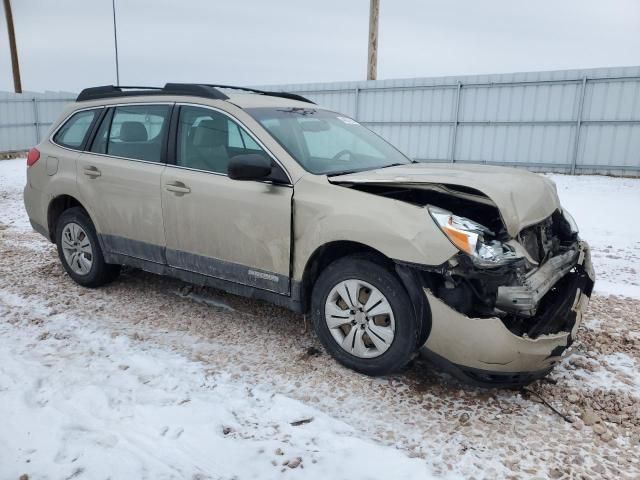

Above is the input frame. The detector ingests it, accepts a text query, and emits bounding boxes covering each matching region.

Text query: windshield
[246,107,412,175]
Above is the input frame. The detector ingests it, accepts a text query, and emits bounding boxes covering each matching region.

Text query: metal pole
[112,0,120,85]
[449,81,462,163]
[367,0,379,80]
[570,76,587,175]
[2,0,22,93]
[32,97,40,143]
[354,87,360,120]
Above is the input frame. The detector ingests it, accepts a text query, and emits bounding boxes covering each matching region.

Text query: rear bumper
[23,183,50,240]
[422,241,594,386]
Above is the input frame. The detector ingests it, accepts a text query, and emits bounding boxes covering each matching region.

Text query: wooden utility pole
[367,0,379,81]
[3,0,22,93]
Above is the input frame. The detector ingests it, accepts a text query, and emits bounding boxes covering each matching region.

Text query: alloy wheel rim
[324,279,396,359]
[61,222,93,275]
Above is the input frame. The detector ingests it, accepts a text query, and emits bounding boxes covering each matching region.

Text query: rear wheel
[311,255,418,376]
[55,207,120,288]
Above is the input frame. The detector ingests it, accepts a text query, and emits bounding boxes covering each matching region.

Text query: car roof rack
[76,83,315,105]
[76,84,229,102]
[204,84,315,105]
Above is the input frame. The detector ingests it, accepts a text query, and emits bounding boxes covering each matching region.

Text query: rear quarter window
[53,109,99,150]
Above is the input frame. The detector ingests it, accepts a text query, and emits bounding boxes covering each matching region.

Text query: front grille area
[502,266,592,338]
[518,211,574,263]
[519,227,542,262]
[519,217,554,262]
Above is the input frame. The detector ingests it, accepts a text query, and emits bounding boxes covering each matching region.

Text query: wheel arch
[47,194,94,243]
[298,240,432,346]
[298,241,390,312]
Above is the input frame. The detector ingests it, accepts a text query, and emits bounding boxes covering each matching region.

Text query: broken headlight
[427,206,519,267]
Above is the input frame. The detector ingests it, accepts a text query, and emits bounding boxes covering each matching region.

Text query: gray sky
[1,0,639,92]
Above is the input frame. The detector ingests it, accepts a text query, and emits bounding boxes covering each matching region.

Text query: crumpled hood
[328,163,561,236]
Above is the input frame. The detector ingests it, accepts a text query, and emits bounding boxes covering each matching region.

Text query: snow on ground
[548,174,640,299]
[1,158,640,479]
[0,158,31,230]
[0,290,438,480]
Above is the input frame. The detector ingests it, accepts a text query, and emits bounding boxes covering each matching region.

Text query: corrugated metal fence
[264,66,640,175]
[2,66,640,175]
[0,91,76,153]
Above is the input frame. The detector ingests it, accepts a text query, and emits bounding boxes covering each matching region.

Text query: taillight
[27,147,40,167]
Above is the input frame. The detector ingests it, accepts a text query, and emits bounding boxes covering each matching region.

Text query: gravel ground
[2,159,639,479]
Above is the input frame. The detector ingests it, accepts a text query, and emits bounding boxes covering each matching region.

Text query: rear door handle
[83,166,101,178]
[165,182,191,194]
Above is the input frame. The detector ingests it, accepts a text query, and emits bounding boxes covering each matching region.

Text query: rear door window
[89,104,171,162]
[53,109,100,150]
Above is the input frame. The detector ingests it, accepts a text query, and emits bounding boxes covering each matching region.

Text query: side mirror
[228,154,272,181]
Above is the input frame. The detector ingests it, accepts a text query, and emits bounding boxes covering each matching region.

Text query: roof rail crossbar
[76,85,159,102]
[163,83,229,100]
[204,84,315,105]
[75,83,312,104]
[76,84,229,102]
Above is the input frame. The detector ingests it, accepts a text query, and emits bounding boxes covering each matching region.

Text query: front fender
[292,175,457,280]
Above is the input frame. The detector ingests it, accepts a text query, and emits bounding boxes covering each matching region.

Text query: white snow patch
[0,157,30,230]
[555,352,640,395]
[547,174,640,299]
[0,290,445,480]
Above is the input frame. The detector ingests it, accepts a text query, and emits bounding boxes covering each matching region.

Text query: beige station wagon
[23,84,595,386]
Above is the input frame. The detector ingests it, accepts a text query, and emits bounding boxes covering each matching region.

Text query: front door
[76,103,172,264]
[161,105,293,294]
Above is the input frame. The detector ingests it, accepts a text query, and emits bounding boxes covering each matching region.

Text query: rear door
[161,104,293,293]
[76,103,172,264]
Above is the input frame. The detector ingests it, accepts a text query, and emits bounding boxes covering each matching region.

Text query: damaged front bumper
[421,241,595,387]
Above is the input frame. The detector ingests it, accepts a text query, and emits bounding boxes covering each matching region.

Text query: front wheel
[311,256,418,376]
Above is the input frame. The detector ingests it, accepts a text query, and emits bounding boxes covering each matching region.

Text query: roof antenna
[111,0,120,86]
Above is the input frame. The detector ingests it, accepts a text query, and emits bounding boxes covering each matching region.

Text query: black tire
[311,255,418,376]
[55,207,120,288]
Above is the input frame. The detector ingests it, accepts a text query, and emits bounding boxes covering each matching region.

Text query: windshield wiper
[327,162,414,177]
[380,162,409,169]
[326,169,361,176]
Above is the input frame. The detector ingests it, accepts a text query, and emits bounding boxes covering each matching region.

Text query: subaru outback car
[23,83,594,386]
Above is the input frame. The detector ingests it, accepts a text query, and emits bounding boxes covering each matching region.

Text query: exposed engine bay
[346,183,595,340]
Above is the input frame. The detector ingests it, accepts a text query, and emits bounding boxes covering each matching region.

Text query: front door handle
[83,166,101,178]
[165,182,191,194]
